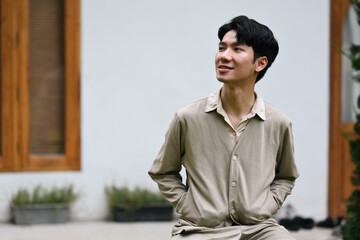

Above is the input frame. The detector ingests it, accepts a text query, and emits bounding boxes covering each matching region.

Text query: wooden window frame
[0,0,80,172]
[328,0,353,217]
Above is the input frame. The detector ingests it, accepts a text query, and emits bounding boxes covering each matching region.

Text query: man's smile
[218,64,234,72]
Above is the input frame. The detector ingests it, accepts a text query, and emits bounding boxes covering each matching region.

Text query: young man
[149,15,299,240]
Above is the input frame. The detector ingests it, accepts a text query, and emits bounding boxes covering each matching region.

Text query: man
[149,15,299,240]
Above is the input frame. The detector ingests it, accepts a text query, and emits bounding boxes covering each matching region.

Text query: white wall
[0,0,330,221]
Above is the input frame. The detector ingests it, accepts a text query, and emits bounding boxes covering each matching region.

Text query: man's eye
[234,47,242,51]
[218,47,225,51]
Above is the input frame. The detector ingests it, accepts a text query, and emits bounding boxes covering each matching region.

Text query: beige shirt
[149,91,299,235]
[207,90,266,145]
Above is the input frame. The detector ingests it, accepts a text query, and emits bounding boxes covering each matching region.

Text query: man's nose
[220,49,232,61]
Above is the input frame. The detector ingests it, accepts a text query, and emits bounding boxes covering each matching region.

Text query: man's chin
[216,77,229,84]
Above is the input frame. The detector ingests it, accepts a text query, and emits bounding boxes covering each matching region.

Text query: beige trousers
[172,219,296,240]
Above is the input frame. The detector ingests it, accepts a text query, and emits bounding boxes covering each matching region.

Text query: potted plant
[343,0,360,239]
[105,185,173,221]
[10,184,79,225]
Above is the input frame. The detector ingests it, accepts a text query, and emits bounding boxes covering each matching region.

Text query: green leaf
[105,185,166,208]
[11,184,79,205]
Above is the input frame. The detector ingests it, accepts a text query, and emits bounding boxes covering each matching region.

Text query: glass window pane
[341,7,360,122]
[29,0,65,154]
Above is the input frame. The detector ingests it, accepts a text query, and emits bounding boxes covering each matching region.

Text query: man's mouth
[218,64,234,70]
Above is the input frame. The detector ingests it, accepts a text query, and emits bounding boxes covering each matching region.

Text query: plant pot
[113,203,173,222]
[11,204,70,225]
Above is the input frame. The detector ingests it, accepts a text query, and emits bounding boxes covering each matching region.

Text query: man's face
[215,30,257,85]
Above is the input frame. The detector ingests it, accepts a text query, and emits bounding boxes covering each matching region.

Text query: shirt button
[231,209,236,215]
[232,155,237,161]
[231,181,237,187]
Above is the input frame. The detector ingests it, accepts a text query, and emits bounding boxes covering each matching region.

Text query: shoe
[301,217,315,229]
[279,216,315,231]
[316,216,343,228]
[279,218,301,231]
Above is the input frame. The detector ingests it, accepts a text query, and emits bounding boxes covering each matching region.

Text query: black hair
[218,15,279,82]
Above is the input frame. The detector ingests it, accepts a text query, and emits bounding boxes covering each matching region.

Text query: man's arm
[271,122,299,209]
[148,114,187,209]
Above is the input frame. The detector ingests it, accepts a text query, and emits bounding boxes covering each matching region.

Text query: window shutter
[29,0,65,154]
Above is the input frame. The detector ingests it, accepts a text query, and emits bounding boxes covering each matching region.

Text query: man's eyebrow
[218,41,242,46]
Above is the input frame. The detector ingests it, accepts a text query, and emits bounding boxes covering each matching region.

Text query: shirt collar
[205,89,266,121]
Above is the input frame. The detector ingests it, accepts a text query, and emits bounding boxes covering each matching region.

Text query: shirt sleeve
[148,113,187,209]
[271,122,299,208]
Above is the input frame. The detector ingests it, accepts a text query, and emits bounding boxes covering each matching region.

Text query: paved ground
[0,221,342,240]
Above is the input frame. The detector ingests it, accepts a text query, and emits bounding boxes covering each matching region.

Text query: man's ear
[255,56,268,73]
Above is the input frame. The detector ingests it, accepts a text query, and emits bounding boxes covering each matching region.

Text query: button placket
[231,181,236,187]
[229,153,239,218]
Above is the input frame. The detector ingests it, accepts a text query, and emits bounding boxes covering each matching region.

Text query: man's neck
[220,84,256,128]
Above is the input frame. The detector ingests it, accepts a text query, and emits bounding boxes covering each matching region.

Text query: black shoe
[279,218,301,231]
[279,216,315,231]
[301,217,315,229]
[316,216,343,228]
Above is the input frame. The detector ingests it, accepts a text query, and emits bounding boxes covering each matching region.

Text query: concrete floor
[0,221,342,240]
